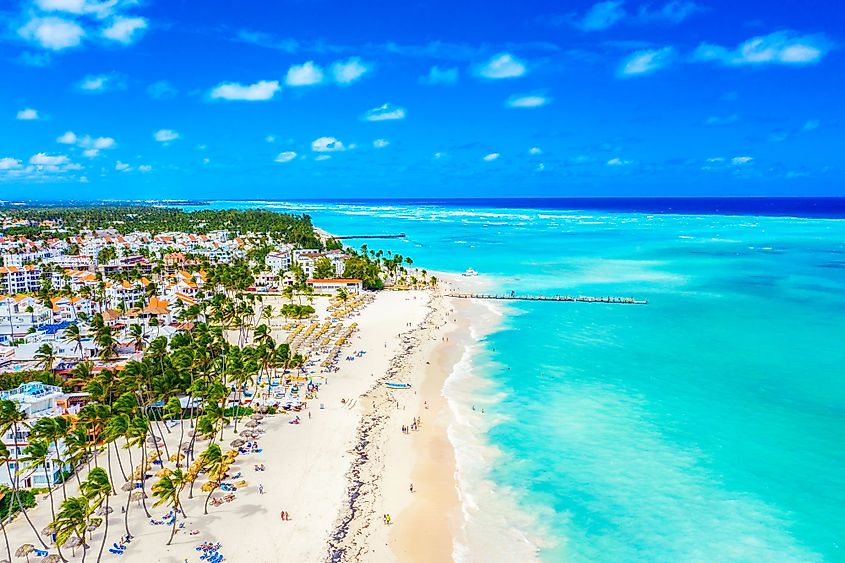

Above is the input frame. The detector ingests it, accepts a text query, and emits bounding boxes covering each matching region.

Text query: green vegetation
[280,304,315,318]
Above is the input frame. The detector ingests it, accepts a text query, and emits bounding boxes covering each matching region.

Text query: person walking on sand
[259,484,264,495]
[410,483,414,493]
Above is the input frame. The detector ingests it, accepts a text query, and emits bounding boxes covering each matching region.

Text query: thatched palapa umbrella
[249,413,264,420]
[40,555,62,563]
[121,482,135,492]
[40,525,54,538]
[229,439,245,448]
[15,544,35,561]
[64,536,82,556]
[95,506,113,516]
[244,420,259,428]
[130,490,147,502]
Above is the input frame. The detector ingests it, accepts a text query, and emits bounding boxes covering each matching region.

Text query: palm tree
[0,401,49,548]
[198,443,225,514]
[151,469,187,545]
[30,416,71,500]
[80,468,111,563]
[53,496,94,563]
[62,324,85,360]
[129,324,145,352]
[34,343,56,372]
[21,439,66,561]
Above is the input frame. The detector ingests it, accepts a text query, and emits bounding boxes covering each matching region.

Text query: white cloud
[138,164,152,172]
[506,94,550,108]
[420,65,458,85]
[286,61,324,86]
[147,80,177,100]
[30,153,69,166]
[91,136,115,149]
[154,129,180,143]
[575,1,626,31]
[433,152,446,160]
[529,147,542,155]
[535,163,546,172]
[57,131,77,144]
[637,1,702,24]
[607,157,631,166]
[619,47,675,76]
[274,151,297,163]
[78,73,125,92]
[483,153,501,161]
[475,52,527,79]
[16,108,39,120]
[363,103,406,121]
[0,158,23,170]
[311,136,345,152]
[209,80,280,101]
[34,0,113,16]
[82,148,99,158]
[373,139,390,149]
[18,17,85,50]
[731,156,753,165]
[330,57,370,85]
[115,161,131,172]
[314,154,332,161]
[265,135,276,143]
[803,119,820,131]
[693,31,831,66]
[102,16,147,44]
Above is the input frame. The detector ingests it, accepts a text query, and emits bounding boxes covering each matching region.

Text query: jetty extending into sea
[448,293,648,305]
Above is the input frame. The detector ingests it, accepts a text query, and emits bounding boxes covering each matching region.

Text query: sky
[0,0,843,199]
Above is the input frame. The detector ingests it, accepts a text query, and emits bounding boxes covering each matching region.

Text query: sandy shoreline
[3,274,495,563]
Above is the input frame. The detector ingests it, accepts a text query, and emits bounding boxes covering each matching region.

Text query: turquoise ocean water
[199,201,845,562]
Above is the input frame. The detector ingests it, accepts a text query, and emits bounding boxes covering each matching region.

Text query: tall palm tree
[80,467,111,563]
[34,343,56,372]
[30,416,71,501]
[62,324,85,360]
[0,401,48,548]
[53,496,94,563]
[198,443,225,514]
[21,439,66,561]
[151,469,187,545]
[128,324,145,352]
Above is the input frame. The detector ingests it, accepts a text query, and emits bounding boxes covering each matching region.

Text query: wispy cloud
[209,80,280,101]
[330,57,371,85]
[77,72,126,93]
[154,129,180,143]
[16,108,40,120]
[607,157,631,166]
[101,16,147,44]
[475,52,527,79]
[312,136,345,152]
[569,0,701,31]
[373,139,390,149]
[618,46,674,76]
[506,94,551,108]
[286,61,325,86]
[483,153,501,161]
[693,31,832,66]
[420,65,458,85]
[363,103,406,121]
[705,114,739,125]
[18,17,85,50]
[274,151,297,163]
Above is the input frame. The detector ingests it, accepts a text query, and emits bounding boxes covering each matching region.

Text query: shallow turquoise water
[202,201,845,561]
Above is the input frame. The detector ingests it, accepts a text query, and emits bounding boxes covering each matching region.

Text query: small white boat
[462,268,478,277]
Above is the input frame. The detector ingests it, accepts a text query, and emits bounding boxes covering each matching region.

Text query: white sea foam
[442,308,552,563]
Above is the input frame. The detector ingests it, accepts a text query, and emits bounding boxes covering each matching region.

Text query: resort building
[0,295,51,344]
[265,249,293,273]
[0,382,76,488]
[0,264,43,294]
[306,278,363,294]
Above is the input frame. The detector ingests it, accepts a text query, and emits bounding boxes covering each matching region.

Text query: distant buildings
[306,278,363,294]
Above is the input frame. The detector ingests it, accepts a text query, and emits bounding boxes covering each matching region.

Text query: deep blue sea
[196,199,845,562]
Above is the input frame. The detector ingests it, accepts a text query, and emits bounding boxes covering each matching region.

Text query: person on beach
[410,483,414,493]
[259,484,264,495]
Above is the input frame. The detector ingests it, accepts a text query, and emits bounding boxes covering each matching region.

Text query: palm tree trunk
[112,441,127,483]
[96,495,109,563]
[8,428,48,549]
[1,518,12,563]
[139,442,151,518]
[53,439,68,502]
[43,466,66,562]
[203,484,217,515]
[166,502,178,545]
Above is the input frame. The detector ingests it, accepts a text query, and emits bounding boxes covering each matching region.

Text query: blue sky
[1,0,843,199]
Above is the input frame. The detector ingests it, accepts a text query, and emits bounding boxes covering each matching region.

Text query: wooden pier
[448,293,648,305]
[330,233,406,240]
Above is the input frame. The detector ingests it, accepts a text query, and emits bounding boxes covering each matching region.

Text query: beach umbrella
[130,490,147,501]
[146,451,160,461]
[121,482,135,492]
[15,544,34,559]
[229,439,245,448]
[155,468,172,478]
[244,420,259,428]
[169,452,185,462]
[180,441,193,451]
[40,525,54,537]
[145,436,162,446]
[95,506,113,516]
[249,413,264,420]
[64,536,82,555]
[40,556,62,563]
[86,521,101,532]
